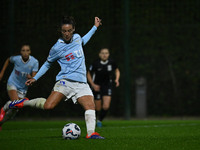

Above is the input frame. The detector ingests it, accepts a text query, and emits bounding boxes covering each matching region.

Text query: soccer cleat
[86,132,105,139]
[9,98,29,109]
[96,120,102,127]
[0,107,6,122]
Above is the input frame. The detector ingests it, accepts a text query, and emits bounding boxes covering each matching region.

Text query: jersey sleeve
[89,64,93,72]
[9,56,17,63]
[33,61,52,81]
[112,60,118,70]
[82,26,97,46]
[32,60,39,72]
[89,60,97,72]
[47,47,61,63]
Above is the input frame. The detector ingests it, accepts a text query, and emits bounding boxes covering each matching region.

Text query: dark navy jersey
[89,58,117,85]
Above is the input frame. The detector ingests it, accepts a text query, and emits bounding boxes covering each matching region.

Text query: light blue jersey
[33,26,97,83]
[8,55,39,92]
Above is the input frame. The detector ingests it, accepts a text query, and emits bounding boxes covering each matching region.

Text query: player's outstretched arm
[0,58,10,81]
[82,17,102,46]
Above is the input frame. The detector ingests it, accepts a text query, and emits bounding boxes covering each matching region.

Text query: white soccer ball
[62,123,81,140]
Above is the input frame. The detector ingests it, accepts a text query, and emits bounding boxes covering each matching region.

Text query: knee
[102,105,110,110]
[84,102,95,110]
[78,96,96,110]
[87,103,95,110]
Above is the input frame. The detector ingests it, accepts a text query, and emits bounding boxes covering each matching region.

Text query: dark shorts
[93,84,112,100]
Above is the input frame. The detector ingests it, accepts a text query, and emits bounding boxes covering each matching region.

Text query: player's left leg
[78,95,104,139]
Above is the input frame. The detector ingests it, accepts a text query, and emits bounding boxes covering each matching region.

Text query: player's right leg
[99,96,111,121]
[7,91,65,110]
[43,91,65,109]
[9,80,67,110]
[93,92,102,127]
[94,99,102,127]
[98,86,112,127]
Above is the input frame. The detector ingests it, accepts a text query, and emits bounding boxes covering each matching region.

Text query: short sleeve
[89,60,97,72]
[32,60,39,72]
[89,64,93,71]
[9,56,17,63]
[112,60,118,70]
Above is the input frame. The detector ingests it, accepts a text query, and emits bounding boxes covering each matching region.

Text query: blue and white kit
[33,26,97,101]
[7,55,39,95]
[33,26,97,83]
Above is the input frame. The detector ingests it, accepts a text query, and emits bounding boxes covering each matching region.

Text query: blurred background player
[0,44,39,130]
[1,16,104,139]
[87,48,120,127]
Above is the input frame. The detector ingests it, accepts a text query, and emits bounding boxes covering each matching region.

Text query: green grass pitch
[0,119,200,150]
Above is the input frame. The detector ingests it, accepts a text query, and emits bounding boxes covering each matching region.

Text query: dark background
[0,0,200,119]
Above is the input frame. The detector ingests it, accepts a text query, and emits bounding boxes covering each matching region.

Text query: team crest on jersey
[107,65,112,71]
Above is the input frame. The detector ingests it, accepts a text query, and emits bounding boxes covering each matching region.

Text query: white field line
[117,123,200,129]
[3,123,200,132]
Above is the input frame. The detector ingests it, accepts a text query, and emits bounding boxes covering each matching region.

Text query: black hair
[99,48,110,53]
[61,15,76,28]
[21,44,31,49]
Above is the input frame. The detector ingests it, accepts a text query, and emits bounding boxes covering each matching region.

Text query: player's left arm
[115,68,120,87]
[82,17,102,46]
[27,72,37,79]
[27,60,39,79]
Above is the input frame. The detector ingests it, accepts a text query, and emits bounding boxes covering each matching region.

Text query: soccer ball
[62,123,81,140]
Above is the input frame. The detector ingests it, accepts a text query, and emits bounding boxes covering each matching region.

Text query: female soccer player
[0,44,39,130]
[1,16,104,139]
[87,48,120,127]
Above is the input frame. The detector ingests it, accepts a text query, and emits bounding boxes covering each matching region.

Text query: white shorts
[53,79,93,104]
[7,84,26,98]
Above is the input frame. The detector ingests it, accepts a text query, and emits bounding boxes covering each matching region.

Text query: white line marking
[2,123,200,132]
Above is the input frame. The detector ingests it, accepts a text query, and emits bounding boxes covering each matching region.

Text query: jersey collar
[100,60,109,65]
[21,56,31,64]
[60,35,74,44]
